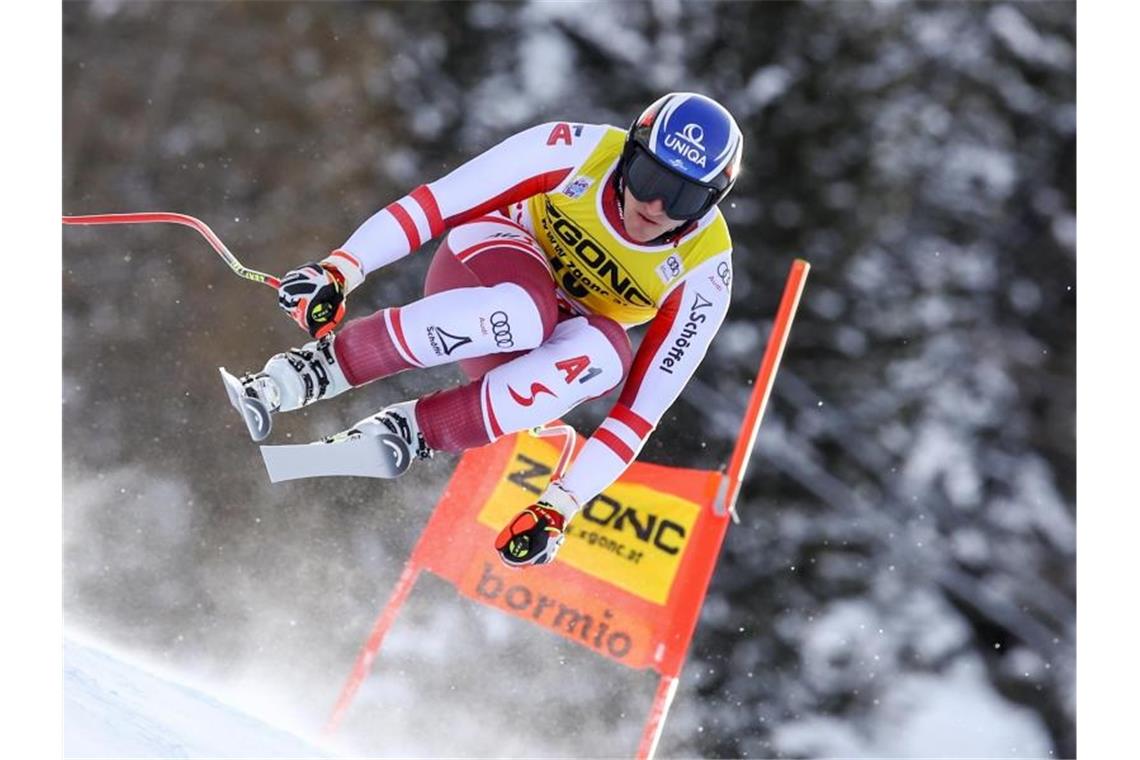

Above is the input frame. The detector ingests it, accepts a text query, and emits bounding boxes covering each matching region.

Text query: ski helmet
[621,92,744,221]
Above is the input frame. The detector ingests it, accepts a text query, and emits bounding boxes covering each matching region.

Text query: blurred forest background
[62,1,1075,758]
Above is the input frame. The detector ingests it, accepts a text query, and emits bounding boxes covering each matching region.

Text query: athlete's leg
[415,314,633,452]
[421,226,534,383]
[333,215,557,388]
[306,313,631,472]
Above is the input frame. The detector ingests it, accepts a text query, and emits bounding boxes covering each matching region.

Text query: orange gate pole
[323,562,422,735]
[636,674,680,759]
[636,258,810,759]
[721,258,811,516]
[322,423,577,736]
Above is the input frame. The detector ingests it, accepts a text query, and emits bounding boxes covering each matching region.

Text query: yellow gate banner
[411,430,728,675]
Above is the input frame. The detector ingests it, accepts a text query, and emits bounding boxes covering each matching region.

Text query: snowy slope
[64,638,329,759]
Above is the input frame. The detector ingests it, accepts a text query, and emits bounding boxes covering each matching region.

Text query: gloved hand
[277,250,364,338]
[495,481,581,568]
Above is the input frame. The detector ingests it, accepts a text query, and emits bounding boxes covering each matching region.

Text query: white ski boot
[220,334,352,441]
[323,400,434,461]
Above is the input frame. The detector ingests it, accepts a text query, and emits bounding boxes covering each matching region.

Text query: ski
[219,367,273,442]
[259,431,413,483]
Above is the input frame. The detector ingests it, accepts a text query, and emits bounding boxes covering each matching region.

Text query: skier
[224,92,743,569]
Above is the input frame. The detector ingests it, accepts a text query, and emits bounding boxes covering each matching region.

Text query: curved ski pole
[530,423,577,480]
[62,212,281,289]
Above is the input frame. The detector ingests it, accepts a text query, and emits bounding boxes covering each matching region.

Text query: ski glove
[277,251,365,338]
[495,482,580,569]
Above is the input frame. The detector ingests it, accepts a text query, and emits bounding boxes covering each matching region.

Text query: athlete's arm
[557,252,734,504]
[338,122,608,274]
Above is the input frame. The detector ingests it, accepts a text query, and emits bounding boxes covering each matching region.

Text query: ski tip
[218,367,241,411]
[218,366,237,389]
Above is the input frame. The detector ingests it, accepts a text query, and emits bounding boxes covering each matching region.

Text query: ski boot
[220,334,351,441]
[323,400,434,461]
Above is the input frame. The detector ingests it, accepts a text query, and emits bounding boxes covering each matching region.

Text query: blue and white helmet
[622,92,743,220]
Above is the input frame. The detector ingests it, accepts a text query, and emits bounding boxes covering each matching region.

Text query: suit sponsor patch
[656,254,683,285]
[658,291,715,374]
[563,176,594,199]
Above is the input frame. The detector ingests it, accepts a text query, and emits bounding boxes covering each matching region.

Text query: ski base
[260,432,413,483]
[219,367,273,442]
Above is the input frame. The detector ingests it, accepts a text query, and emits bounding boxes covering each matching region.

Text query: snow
[987,6,1074,69]
[773,656,1052,758]
[745,65,793,110]
[64,637,329,759]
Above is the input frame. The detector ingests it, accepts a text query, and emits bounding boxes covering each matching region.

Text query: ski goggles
[622,144,724,221]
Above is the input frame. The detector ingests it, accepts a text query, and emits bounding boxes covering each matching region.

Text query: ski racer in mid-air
[224,92,744,569]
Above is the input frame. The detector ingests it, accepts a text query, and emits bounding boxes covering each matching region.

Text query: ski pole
[531,423,577,480]
[62,212,281,289]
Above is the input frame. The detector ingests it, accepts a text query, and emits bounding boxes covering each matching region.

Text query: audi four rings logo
[680,123,705,147]
[717,261,732,288]
[490,310,514,348]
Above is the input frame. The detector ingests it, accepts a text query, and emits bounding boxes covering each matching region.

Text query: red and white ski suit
[329,122,733,505]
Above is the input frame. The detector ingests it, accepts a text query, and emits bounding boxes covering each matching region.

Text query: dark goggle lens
[623,147,719,220]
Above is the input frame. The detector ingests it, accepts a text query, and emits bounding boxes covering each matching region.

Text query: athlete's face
[622,187,682,243]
